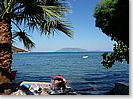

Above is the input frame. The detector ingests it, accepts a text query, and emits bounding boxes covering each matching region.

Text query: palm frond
[1,0,73,48]
[41,5,69,19]
[0,0,5,13]
[13,31,35,50]
[1,0,16,18]
[40,20,73,38]
[12,0,44,26]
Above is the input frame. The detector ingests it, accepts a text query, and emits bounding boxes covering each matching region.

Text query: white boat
[82,56,88,59]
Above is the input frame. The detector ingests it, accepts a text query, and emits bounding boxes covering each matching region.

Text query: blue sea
[12,52,129,95]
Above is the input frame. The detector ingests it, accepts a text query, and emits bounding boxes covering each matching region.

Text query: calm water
[12,52,129,95]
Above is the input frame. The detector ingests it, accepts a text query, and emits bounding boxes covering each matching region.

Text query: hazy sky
[14,0,115,52]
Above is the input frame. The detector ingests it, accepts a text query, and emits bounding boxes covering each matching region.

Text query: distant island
[56,48,88,52]
[12,46,28,53]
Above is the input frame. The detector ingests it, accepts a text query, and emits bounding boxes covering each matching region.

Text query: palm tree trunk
[0,20,12,94]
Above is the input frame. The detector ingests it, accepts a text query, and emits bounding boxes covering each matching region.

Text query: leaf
[13,31,35,50]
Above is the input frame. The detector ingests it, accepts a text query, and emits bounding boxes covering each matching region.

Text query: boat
[82,55,88,59]
[11,81,78,95]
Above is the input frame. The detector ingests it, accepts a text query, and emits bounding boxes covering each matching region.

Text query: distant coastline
[14,47,112,53]
[30,51,113,53]
[55,48,112,53]
[56,48,88,52]
[12,46,28,53]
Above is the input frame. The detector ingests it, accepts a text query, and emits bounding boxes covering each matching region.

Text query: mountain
[12,46,28,53]
[56,48,88,52]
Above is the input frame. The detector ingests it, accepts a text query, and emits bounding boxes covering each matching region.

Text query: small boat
[82,55,88,59]
[11,81,78,95]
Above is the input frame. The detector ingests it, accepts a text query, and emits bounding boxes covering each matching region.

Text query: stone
[107,82,129,95]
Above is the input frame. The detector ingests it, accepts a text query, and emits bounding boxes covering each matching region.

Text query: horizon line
[30,50,113,52]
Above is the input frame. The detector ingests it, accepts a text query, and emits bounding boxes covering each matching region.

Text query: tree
[93,0,129,68]
[0,0,73,94]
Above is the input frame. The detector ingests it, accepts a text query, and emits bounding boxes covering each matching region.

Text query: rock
[107,82,129,95]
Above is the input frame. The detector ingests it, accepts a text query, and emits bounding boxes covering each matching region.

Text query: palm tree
[0,0,73,93]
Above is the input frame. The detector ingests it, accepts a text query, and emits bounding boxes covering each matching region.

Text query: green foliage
[0,0,73,50]
[101,42,129,68]
[94,0,129,68]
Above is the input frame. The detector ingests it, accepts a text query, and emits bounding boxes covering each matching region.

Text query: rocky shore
[106,82,129,95]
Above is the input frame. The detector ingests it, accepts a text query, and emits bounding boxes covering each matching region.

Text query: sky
[14,0,115,52]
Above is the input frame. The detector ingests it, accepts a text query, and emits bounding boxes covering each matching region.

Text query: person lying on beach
[53,75,67,88]
[49,75,67,94]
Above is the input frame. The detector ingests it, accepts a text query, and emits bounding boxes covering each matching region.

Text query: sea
[12,52,129,95]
